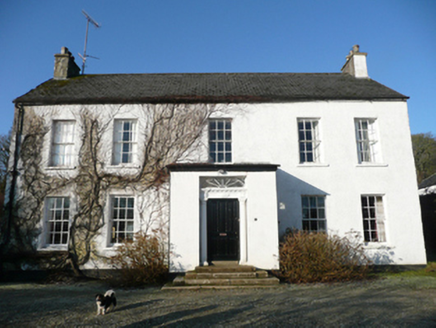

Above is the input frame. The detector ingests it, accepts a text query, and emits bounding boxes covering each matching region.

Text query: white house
[8,45,426,273]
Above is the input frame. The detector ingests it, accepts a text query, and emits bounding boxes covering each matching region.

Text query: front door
[207,199,240,262]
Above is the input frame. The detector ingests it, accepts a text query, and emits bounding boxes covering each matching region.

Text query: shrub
[109,231,168,286]
[276,229,370,283]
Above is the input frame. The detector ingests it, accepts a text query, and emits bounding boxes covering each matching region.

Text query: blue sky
[0,0,435,136]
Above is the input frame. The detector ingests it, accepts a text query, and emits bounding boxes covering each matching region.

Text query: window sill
[297,163,330,168]
[38,246,68,251]
[356,163,389,168]
[363,242,391,249]
[46,166,77,171]
[106,165,141,169]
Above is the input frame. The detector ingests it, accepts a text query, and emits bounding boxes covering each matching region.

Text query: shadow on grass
[122,305,255,327]
[117,299,163,312]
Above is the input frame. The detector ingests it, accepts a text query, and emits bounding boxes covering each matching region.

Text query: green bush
[109,231,168,286]
[276,229,370,283]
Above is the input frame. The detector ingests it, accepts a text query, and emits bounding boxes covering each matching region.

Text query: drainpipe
[0,103,24,278]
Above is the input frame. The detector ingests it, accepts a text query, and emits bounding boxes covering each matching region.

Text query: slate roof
[14,73,407,105]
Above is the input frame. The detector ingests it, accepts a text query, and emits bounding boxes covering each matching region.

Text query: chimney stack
[53,47,80,79]
[341,45,368,78]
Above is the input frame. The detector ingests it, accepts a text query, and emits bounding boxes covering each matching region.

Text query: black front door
[207,199,240,262]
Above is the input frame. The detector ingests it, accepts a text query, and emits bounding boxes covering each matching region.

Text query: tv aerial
[78,10,101,74]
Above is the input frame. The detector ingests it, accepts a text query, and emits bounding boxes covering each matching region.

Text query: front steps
[162,263,280,290]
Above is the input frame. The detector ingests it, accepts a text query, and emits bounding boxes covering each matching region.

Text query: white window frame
[301,195,326,232]
[355,119,379,164]
[361,195,386,243]
[43,197,70,248]
[109,195,135,245]
[112,119,138,165]
[298,119,321,163]
[50,120,76,167]
[209,119,232,163]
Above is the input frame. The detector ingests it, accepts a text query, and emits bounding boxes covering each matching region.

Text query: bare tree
[0,131,11,214]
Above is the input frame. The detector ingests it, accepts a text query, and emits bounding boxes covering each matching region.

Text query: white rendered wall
[17,100,426,269]
[224,100,425,265]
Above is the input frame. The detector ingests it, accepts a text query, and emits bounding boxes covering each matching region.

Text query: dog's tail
[104,290,116,298]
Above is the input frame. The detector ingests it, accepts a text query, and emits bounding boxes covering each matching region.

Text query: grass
[373,262,436,279]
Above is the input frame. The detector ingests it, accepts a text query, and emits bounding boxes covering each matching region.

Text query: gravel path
[1,277,436,327]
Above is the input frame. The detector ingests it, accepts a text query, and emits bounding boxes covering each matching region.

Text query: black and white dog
[95,290,117,315]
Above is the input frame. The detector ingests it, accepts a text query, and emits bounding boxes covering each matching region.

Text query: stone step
[194,265,256,273]
[165,264,281,289]
[183,277,280,286]
[185,270,268,280]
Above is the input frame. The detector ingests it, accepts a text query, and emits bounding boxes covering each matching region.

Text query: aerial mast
[79,10,100,74]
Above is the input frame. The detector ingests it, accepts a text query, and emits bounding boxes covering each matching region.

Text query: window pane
[307,153,313,162]
[128,198,134,208]
[45,197,70,246]
[209,120,232,163]
[301,196,326,232]
[318,220,326,231]
[318,209,325,218]
[309,197,316,207]
[305,131,312,140]
[120,197,126,208]
[361,195,385,242]
[113,120,137,164]
[317,197,325,207]
[111,197,134,244]
[51,121,75,167]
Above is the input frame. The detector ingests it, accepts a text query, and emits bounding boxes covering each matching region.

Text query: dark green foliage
[412,133,436,184]
[276,230,370,283]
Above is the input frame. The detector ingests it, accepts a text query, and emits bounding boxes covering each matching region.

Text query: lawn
[1,271,436,327]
